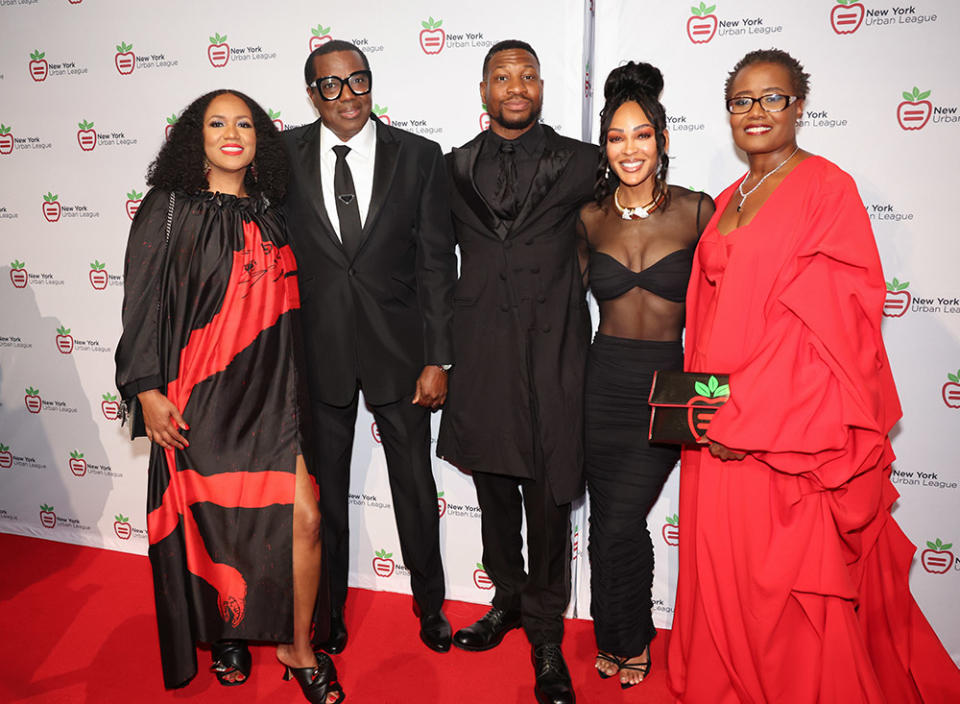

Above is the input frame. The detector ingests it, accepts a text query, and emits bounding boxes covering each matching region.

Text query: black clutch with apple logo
[648,371,730,445]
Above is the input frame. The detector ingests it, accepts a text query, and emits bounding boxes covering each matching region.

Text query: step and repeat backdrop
[1,0,957,661]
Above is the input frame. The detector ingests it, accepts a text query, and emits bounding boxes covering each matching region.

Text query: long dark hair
[595,62,670,208]
[147,89,288,203]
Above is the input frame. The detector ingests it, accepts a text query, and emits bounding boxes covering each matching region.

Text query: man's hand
[412,366,448,410]
[708,441,746,461]
[138,389,189,450]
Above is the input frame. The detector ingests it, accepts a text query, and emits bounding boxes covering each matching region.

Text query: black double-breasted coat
[437,125,595,505]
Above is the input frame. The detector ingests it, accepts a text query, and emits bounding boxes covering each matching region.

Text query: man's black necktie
[332,145,362,258]
[493,140,519,221]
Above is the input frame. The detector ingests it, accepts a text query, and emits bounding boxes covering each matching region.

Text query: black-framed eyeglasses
[313,70,372,101]
[726,94,798,114]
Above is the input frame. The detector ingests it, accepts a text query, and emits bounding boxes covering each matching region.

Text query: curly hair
[724,48,810,100]
[594,61,670,208]
[147,89,288,203]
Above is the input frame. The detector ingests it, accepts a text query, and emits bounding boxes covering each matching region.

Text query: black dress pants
[472,466,572,646]
[310,387,445,615]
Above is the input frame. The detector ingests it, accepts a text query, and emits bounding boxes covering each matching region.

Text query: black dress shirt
[474,123,546,224]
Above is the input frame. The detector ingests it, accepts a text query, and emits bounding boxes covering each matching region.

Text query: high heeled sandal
[282,651,345,704]
[595,651,623,679]
[210,638,251,686]
[617,649,651,690]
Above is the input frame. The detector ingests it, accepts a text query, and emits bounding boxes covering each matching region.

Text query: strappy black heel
[282,651,345,704]
[210,638,251,686]
[595,648,651,689]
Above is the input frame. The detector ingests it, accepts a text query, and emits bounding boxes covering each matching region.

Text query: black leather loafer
[532,643,575,704]
[452,606,522,651]
[419,610,452,652]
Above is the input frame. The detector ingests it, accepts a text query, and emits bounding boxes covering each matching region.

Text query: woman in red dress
[116,90,342,703]
[668,49,960,703]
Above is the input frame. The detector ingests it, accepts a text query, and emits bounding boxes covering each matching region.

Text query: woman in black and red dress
[116,89,343,704]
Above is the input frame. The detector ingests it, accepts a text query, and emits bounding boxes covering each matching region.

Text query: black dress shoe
[532,643,575,704]
[452,606,522,651]
[317,608,348,654]
[419,610,452,652]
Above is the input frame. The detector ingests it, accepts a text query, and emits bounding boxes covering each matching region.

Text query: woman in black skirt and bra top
[576,61,714,690]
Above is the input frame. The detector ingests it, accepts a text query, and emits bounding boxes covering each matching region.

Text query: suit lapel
[354,120,400,259]
[451,134,509,240]
[508,126,574,236]
[295,121,344,255]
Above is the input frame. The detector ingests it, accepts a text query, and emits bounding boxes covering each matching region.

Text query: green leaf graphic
[694,381,709,396]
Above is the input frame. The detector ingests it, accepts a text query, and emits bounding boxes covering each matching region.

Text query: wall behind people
[0,0,956,662]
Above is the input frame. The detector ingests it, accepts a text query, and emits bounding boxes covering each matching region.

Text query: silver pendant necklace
[737,146,800,212]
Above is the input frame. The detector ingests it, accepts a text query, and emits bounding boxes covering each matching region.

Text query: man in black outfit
[437,41,595,704]
[282,41,457,654]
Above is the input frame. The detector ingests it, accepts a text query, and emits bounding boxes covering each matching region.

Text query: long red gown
[667,156,960,703]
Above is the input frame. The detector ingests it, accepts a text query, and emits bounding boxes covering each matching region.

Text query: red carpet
[0,534,675,703]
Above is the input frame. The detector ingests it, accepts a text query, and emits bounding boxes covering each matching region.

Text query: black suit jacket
[281,117,456,406]
[436,125,596,504]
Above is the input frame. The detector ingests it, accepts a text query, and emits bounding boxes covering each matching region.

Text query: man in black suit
[437,41,595,704]
[282,40,456,654]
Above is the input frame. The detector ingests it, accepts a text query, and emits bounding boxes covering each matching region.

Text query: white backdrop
[1,0,957,663]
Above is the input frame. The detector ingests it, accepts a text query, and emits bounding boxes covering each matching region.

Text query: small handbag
[648,371,730,445]
[121,191,176,440]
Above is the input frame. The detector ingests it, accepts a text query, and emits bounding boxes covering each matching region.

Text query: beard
[492,101,543,131]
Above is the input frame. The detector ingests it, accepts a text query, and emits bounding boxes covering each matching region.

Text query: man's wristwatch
[435,364,452,372]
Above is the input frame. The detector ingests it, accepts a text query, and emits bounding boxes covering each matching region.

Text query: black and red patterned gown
[116,189,323,688]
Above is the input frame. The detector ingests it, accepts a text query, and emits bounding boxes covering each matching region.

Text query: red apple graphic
[372,548,395,577]
[102,392,120,419]
[68,0,82,4]
[921,538,954,574]
[831,0,864,34]
[943,369,960,409]
[898,87,932,131]
[473,562,493,589]
[125,189,143,220]
[115,41,135,75]
[310,24,332,51]
[419,17,445,54]
[29,50,48,82]
[25,387,42,414]
[371,421,381,443]
[68,449,87,477]
[114,514,132,539]
[56,325,74,354]
[77,120,97,150]
[437,491,447,517]
[0,124,12,154]
[268,109,283,132]
[43,192,61,222]
[374,104,390,126]
[40,504,56,529]
[10,260,27,288]
[572,524,580,559]
[165,113,178,140]
[687,376,729,442]
[0,443,12,469]
[662,514,680,546]
[89,260,108,289]
[480,109,490,131]
[208,33,230,68]
[883,278,911,317]
[687,3,718,44]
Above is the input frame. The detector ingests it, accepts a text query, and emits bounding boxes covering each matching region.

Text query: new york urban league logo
[374,105,390,126]
[310,24,332,51]
[898,87,932,130]
[437,491,446,517]
[473,562,493,589]
[25,387,42,414]
[419,17,445,54]
[921,538,954,574]
[663,514,680,546]
[269,109,283,132]
[114,514,132,539]
[208,33,230,68]
[29,50,48,81]
[90,261,108,289]
[56,325,73,354]
[831,0,864,34]
[77,120,96,151]
[68,449,87,477]
[943,369,960,409]
[115,41,135,75]
[43,192,61,221]
[687,3,718,43]
[373,548,395,577]
[0,124,12,154]
[40,504,56,528]
[102,393,120,419]
[883,278,910,317]
[572,524,580,559]
[165,113,178,140]
[689,376,729,442]
[480,103,490,131]
[126,190,143,219]
[0,443,12,468]
[10,261,27,288]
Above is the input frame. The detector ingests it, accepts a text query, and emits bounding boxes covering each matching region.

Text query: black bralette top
[588,248,694,303]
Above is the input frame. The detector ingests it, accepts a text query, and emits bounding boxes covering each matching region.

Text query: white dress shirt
[319,117,377,241]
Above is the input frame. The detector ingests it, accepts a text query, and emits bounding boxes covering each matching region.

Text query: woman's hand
[137,389,189,450]
[708,441,746,461]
